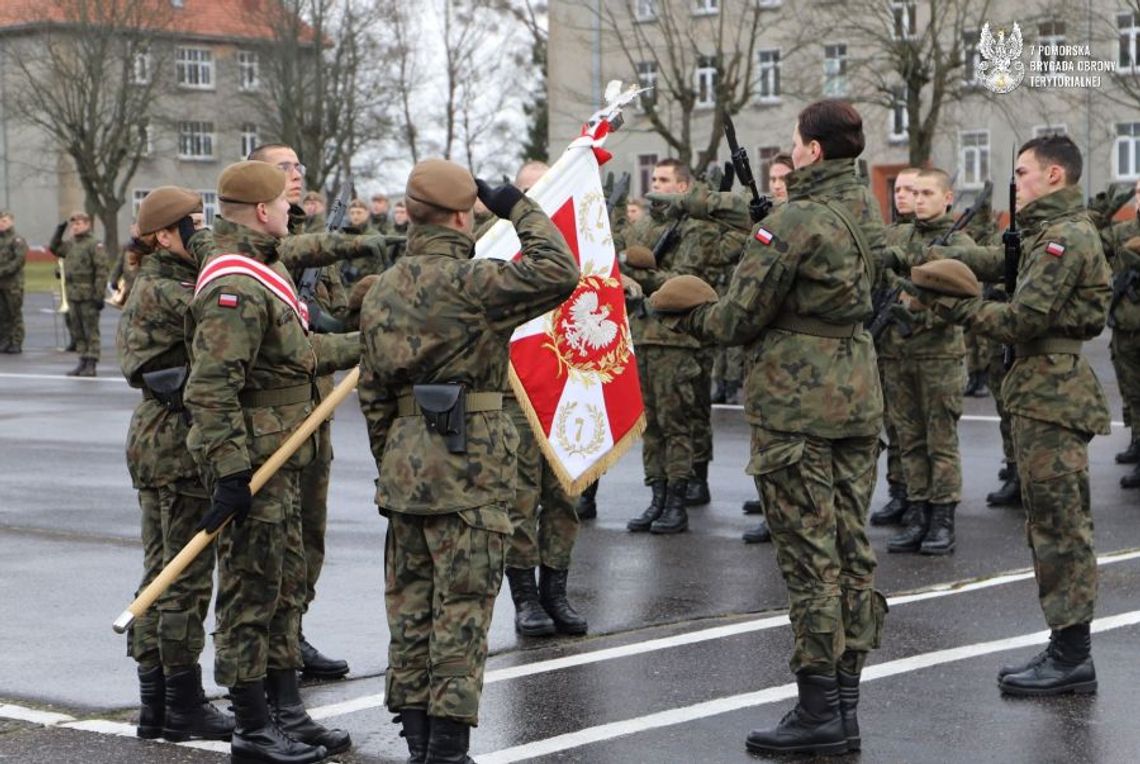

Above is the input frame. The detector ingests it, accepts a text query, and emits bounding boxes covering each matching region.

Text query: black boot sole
[515,622,557,636]
[649,523,688,534]
[163,727,234,742]
[920,543,955,555]
[552,620,588,635]
[745,738,849,755]
[300,667,349,681]
[136,725,163,740]
[997,678,1098,696]
[887,543,922,554]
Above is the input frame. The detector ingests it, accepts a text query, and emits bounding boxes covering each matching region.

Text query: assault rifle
[299,175,352,333]
[606,172,631,215]
[723,111,772,224]
[1108,268,1140,329]
[1001,149,1021,369]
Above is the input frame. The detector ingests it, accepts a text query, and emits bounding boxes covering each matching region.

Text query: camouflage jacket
[876,216,915,358]
[927,185,1111,436]
[624,207,718,348]
[882,214,972,359]
[1099,216,1140,332]
[357,196,579,519]
[191,218,385,272]
[55,232,107,301]
[304,213,327,233]
[0,229,28,285]
[184,220,360,485]
[672,157,885,439]
[117,248,200,489]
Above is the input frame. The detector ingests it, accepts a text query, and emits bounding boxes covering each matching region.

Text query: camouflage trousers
[884,356,965,504]
[1011,416,1097,628]
[213,468,306,687]
[693,347,714,465]
[964,330,997,374]
[504,397,578,570]
[639,345,701,482]
[67,299,101,360]
[749,426,887,675]
[988,342,1015,464]
[299,421,333,611]
[129,482,215,671]
[878,357,905,485]
[1110,329,1140,429]
[711,345,744,391]
[385,508,509,726]
[0,283,24,349]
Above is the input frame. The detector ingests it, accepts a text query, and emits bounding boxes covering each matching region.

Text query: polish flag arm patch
[1045,242,1065,257]
[218,293,239,308]
[754,227,775,245]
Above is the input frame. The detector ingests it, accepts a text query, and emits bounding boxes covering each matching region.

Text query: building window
[1120,13,1140,71]
[962,29,981,85]
[757,146,780,193]
[178,121,215,160]
[756,49,781,102]
[176,47,214,89]
[140,123,153,156]
[890,1,916,40]
[131,49,151,85]
[199,191,219,225]
[960,130,990,188]
[1116,123,1140,179]
[695,55,718,109]
[823,44,847,96]
[638,153,658,196]
[637,61,658,111]
[693,0,718,15]
[756,0,782,7]
[1038,21,1065,69]
[1034,124,1067,137]
[238,50,259,91]
[889,86,908,142]
[635,0,656,22]
[132,189,150,218]
[240,123,259,158]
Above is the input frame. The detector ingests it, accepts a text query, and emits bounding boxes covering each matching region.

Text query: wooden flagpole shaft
[113,367,361,634]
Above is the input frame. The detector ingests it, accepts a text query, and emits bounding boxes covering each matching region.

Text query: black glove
[196,470,253,533]
[718,161,735,193]
[50,221,68,255]
[95,298,105,311]
[475,178,525,219]
[53,268,61,280]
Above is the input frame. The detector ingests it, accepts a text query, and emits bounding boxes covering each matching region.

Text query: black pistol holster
[142,366,190,423]
[412,383,467,454]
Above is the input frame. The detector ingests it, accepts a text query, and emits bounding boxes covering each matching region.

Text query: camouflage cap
[137,186,202,235]
[405,158,477,212]
[910,259,981,297]
[218,160,286,204]
[648,274,719,313]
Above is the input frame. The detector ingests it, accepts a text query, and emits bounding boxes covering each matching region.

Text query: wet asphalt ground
[2,292,1139,763]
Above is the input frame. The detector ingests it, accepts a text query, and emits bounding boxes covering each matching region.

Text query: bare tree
[7,0,173,251]
[384,0,423,164]
[497,0,549,162]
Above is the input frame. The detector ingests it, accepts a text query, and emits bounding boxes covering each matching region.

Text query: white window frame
[756,0,782,7]
[638,153,659,196]
[237,50,259,91]
[130,49,151,85]
[176,47,214,90]
[132,189,150,218]
[890,1,917,41]
[959,129,990,189]
[240,123,259,158]
[1033,124,1067,137]
[637,61,658,112]
[1037,20,1066,70]
[757,146,780,193]
[962,29,981,86]
[695,55,718,109]
[178,121,215,160]
[198,190,219,225]
[140,123,153,156]
[889,86,908,143]
[1119,12,1140,72]
[756,48,781,103]
[1116,122,1140,180]
[693,0,718,16]
[823,44,848,96]
[635,0,656,22]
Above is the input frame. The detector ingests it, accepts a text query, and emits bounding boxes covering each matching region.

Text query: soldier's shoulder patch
[1045,241,1066,257]
[754,227,775,245]
[217,293,239,308]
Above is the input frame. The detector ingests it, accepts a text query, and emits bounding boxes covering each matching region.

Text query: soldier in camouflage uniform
[655,100,888,756]
[370,193,394,235]
[0,211,28,354]
[184,161,358,764]
[302,191,327,233]
[49,211,107,376]
[357,159,578,762]
[117,188,235,744]
[877,169,972,556]
[912,135,1108,696]
[623,159,719,533]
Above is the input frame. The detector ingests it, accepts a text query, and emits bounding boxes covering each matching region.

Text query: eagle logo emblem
[978,22,1025,94]
[544,271,633,385]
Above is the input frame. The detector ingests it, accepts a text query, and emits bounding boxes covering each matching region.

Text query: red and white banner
[475,105,645,494]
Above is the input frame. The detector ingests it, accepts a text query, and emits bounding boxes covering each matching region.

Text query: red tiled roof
[0,0,305,43]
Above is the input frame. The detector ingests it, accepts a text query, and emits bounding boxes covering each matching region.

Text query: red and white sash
[195,254,310,332]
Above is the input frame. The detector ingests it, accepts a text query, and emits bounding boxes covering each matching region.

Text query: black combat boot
[136,665,164,740]
[869,482,907,526]
[972,371,990,397]
[920,503,956,555]
[627,480,666,532]
[163,665,235,742]
[742,517,771,544]
[742,498,763,515]
[229,680,327,764]
[65,358,88,377]
[723,380,741,405]
[685,462,711,506]
[887,501,930,554]
[299,627,349,680]
[266,667,351,754]
[650,479,689,534]
[999,623,1097,696]
[963,371,980,397]
[986,469,1022,507]
[1121,463,1140,489]
[837,670,860,752]
[539,565,588,635]
[745,672,847,755]
[998,463,1012,481]
[1115,431,1140,464]
[394,708,429,764]
[425,716,475,764]
[506,567,556,636]
[711,381,726,404]
[575,481,598,519]
[998,632,1057,679]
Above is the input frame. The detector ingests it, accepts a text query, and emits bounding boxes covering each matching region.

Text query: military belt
[239,383,313,408]
[772,315,860,339]
[397,391,503,417]
[1014,338,1082,357]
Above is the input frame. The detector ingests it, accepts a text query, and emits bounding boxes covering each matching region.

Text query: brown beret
[218,160,286,204]
[405,158,477,212]
[623,245,656,269]
[137,187,202,235]
[648,275,719,313]
[910,259,982,298]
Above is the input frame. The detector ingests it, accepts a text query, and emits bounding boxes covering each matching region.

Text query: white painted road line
[475,609,1140,764]
[0,703,75,726]
[0,371,126,384]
